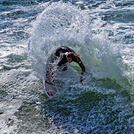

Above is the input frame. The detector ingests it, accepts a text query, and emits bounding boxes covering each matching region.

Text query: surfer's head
[66,52,80,63]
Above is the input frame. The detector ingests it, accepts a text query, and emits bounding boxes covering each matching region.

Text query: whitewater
[0,0,134,133]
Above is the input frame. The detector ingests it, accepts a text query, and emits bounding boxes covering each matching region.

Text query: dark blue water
[0,0,134,133]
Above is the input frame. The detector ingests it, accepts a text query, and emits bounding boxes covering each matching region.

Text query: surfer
[54,46,85,85]
[44,46,85,98]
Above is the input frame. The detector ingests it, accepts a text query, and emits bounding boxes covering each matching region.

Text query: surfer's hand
[81,71,84,75]
[80,72,84,85]
[79,76,83,85]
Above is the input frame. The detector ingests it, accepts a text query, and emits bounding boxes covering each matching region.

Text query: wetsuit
[54,46,75,67]
[54,46,85,73]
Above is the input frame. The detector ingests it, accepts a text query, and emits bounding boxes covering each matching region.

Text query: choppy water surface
[0,0,134,133]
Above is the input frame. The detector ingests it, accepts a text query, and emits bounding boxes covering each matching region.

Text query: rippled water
[0,0,134,133]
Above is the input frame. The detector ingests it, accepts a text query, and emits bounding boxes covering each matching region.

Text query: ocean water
[0,0,134,133]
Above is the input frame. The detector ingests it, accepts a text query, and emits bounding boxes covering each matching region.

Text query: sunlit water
[0,0,134,133]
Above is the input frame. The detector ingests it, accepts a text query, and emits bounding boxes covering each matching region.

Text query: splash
[29,1,130,89]
[29,2,90,76]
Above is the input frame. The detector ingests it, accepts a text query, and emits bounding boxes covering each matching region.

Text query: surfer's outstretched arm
[76,57,85,73]
[76,57,85,85]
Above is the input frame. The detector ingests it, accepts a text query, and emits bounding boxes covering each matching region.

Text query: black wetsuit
[54,46,75,67]
[54,46,85,73]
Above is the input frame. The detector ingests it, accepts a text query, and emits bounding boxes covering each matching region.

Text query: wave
[29,1,131,90]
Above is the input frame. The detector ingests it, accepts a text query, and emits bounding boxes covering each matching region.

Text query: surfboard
[44,54,58,98]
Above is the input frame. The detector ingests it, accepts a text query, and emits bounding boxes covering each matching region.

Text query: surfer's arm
[77,58,85,74]
[77,58,85,85]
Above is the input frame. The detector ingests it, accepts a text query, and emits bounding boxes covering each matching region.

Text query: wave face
[30,2,119,79]
[0,0,134,134]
